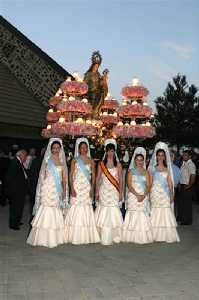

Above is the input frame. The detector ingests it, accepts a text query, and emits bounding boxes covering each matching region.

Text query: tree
[154,74,199,149]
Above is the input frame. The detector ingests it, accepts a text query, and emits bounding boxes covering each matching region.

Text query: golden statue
[84,51,109,116]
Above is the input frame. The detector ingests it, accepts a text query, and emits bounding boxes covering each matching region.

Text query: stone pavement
[0,205,199,300]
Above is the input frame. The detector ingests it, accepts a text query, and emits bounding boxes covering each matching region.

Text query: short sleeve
[188,161,196,175]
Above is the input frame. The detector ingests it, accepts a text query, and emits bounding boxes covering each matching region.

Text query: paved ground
[0,204,199,300]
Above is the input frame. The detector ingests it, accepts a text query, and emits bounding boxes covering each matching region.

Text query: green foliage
[155,74,199,148]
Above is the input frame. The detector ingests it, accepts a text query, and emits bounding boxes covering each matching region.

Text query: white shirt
[180,159,196,185]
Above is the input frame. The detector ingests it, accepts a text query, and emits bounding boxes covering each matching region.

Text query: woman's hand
[89,189,94,199]
[95,190,99,200]
[119,191,123,202]
[71,188,77,198]
[137,194,145,202]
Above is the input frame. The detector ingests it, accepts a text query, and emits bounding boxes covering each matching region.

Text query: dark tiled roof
[0,15,71,79]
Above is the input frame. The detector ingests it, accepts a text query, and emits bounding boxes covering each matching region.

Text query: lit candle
[59,116,65,123]
[130,120,136,126]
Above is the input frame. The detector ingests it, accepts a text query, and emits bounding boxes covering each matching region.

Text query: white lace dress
[64,163,100,244]
[150,171,180,243]
[122,173,153,244]
[27,166,65,248]
[95,167,123,245]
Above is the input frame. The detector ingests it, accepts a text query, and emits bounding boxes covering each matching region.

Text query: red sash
[99,161,120,193]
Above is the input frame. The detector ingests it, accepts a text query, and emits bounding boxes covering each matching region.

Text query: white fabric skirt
[64,204,100,245]
[27,205,65,248]
[122,210,153,244]
[95,205,123,245]
[150,207,180,243]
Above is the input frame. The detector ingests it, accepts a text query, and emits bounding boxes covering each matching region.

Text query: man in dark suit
[5,149,28,230]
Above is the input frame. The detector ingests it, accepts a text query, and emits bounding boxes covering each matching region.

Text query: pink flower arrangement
[46,111,60,123]
[118,104,152,118]
[42,122,97,137]
[48,96,62,107]
[113,125,155,138]
[57,100,92,114]
[60,81,88,96]
[100,115,119,125]
[122,86,149,98]
[100,99,119,110]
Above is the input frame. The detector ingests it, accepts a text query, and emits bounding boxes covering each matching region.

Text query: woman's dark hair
[78,141,88,150]
[51,141,61,150]
[103,143,117,167]
[156,149,167,168]
[135,153,144,161]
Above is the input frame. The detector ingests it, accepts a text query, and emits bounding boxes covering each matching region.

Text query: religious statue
[84,51,109,116]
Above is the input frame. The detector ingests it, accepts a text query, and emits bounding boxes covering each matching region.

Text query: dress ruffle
[64,204,100,244]
[150,207,180,243]
[27,205,65,248]
[95,205,123,245]
[122,210,153,244]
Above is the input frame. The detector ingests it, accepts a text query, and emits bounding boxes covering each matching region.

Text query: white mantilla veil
[148,141,174,193]
[103,138,119,161]
[33,138,68,214]
[74,137,91,158]
[129,147,146,170]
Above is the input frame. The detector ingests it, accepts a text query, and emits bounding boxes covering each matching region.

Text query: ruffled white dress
[122,173,153,244]
[150,171,180,243]
[27,166,65,248]
[95,167,123,245]
[64,163,100,244]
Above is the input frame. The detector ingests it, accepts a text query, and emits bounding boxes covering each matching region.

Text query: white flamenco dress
[95,167,123,245]
[64,163,100,244]
[27,165,65,248]
[122,171,153,244]
[150,170,180,243]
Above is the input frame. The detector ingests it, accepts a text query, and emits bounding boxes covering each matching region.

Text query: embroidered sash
[153,170,170,198]
[131,168,146,193]
[48,159,63,207]
[100,161,120,192]
[131,168,150,215]
[76,157,91,183]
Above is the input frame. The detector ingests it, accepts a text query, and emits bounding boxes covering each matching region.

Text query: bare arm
[127,170,140,197]
[144,171,151,196]
[167,172,174,202]
[185,174,196,190]
[70,159,76,197]
[95,163,102,200]
[90,159,95,198]
[118,162,123,201]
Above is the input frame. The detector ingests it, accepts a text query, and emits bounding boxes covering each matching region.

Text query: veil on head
[74,137,91,158]
[129,147,146,170]
[148,141,174,191]
[33,138,68,214]
[103,138,119,161]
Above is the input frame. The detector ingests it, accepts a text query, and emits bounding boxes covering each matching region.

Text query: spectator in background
[178,150,196,225]
[24,148,36,170]
[170,150,181,217]
[5,149,28,230]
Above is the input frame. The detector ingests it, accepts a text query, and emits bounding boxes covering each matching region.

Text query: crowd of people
[0,138,198,248]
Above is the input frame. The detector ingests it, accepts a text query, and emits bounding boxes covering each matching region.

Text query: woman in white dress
[95,139,123,245]
[148,142,180,243]
[122,147,153,244]
[27,138,68,248]
[64,138,100,244]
